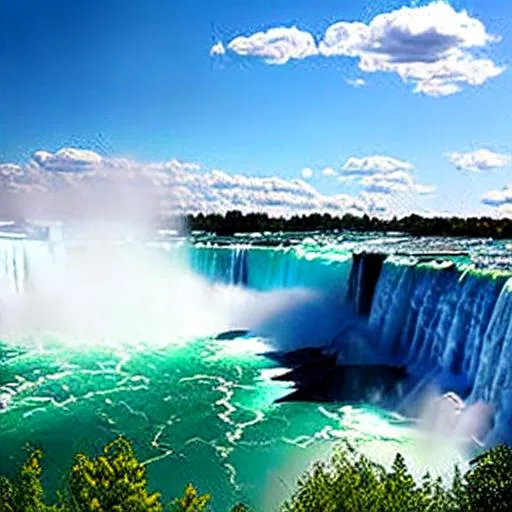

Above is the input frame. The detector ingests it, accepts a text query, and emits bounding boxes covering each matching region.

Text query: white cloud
[168,166,367,216]
[32,148,103,172]
[481,185,512,207]
[360,170,413,193]
[414,183,437,196]
[214,2,504,96]
[319,1,505,96]
[0,148,377,220]
[337,175,357,184]
[346,78,366,88]
[0,164,23,178]
[210,41,226,56]
[301,167,313,179]
[224,26,317,65]
[495,204,512,217]
[342,155,414,175]
[340,156,434,196]
[360,191,389,213]
[322,167,337,177]
[446,149,512,172]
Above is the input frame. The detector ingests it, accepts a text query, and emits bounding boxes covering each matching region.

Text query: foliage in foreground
[283,444,465,512]
[1,437,512,511]
[0,437,212,512]
[283,442,512,512]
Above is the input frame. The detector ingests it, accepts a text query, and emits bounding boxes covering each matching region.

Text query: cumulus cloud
[481,185,512,207]
[337,154,435,197]
[168,166,366,216]
[0,148,374,221]
[225,26,317,65]
[342,155,414,175]
[321,1,505,96]
[294,155,434,204]
[212,2,504,96]
[322,167,337,177]
[301,167,313,179]
[414,183,437,195]
[31,148,103,172]
[359,170,435,196]
[447,149,512,172]
[360,191,389,214]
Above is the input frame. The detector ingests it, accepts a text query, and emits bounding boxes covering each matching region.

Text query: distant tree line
[181,211,512,238]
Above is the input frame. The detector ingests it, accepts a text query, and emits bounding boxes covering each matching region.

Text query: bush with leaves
[170,483,210,512]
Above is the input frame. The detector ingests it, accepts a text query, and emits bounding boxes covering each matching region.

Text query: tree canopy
[178,211,512,239]
[1,437,512,511]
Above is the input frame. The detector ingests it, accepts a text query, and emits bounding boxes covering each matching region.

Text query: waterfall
[0,239,29,294]
[367,256,512,444]
[369,259,509,374]
[188,245,352,293]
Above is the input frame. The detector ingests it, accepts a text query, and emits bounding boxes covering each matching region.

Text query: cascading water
[0,239,29,294]
[187,244,352,293]
[365,254,512,445]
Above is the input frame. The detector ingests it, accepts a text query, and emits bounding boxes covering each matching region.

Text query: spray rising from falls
[0,238,355,354]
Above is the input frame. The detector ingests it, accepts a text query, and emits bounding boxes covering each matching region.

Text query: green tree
[0,448,65,512]
[68,437,162,512]
[465,444,512,511]
[282,442,462,512]
[170,483,210,512]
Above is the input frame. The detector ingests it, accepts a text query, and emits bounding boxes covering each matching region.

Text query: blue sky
[1,0,511,220]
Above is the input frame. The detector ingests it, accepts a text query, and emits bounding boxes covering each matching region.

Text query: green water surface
[0,334,464,511]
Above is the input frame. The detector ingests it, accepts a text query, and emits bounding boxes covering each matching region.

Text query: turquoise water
[0,332,467,511]
[0,334,341,509]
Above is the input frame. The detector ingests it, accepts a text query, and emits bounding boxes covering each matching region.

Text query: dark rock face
[261,347,329,368]
[215,329,250,340]
[265,346,412,408]
[347,252,386,316]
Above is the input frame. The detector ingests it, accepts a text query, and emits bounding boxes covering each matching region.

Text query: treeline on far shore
[179,211,512,239]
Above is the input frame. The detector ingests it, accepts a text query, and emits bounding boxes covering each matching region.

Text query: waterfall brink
[188,245,352,293]
[346,252,386,316]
